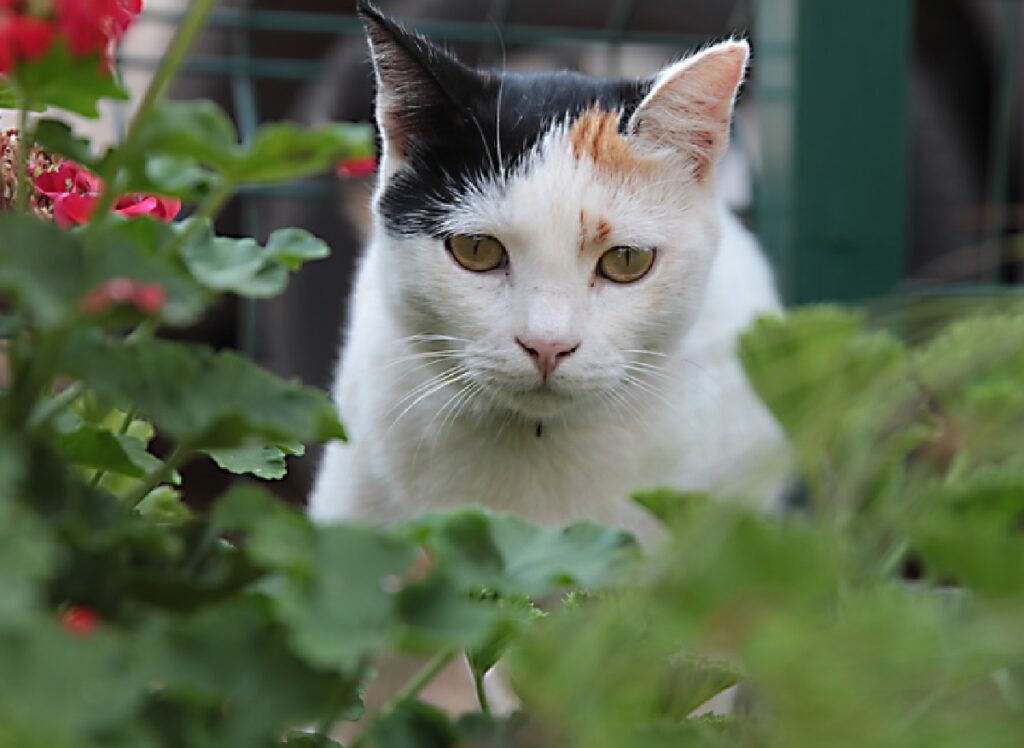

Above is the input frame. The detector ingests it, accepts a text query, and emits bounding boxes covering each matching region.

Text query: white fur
[310,43,788,544]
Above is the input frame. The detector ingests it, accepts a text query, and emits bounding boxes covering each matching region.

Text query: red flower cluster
[60,606,100,636]
[81,277,165,316]
[336,155,377,180]
[33,160,181,227]
[0,0,142,75]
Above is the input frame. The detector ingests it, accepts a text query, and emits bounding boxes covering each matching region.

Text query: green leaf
[125,102,374,187]
[366,700,456,748]
[912,464,1024,597]
[0,214,87,328]
[632,488,710,526]
[14,42,128,117]
[142,155,217,198]
[136,598,362,747]
[0,621,148,742]
[466,595,543,677]
[225,122,375,185]
[661,656,743,719]
[53,422,165,480]
[206,442,304,481]
[32,119,99,169]
[0,79,18,109]
[59,331,346,449]
[210,486,317,575]
[283,733,343,748]
[0,437,55,627]
[0,214,206,329]
[179,220,330,299]
[128,100,239,172]
[405,509,641,598]
[264,228,332,270]
[135,486,192,525]
[260,522,419,670]
[739,307,906,442]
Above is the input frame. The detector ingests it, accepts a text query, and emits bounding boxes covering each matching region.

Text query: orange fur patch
[568,106,650,175]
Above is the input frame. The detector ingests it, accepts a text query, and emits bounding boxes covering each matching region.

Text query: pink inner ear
[684,43,749,123]
[631,42,749,180]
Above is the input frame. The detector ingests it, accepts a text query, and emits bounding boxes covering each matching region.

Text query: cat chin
[481,382,602,422]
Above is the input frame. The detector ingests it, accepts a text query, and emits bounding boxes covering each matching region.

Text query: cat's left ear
[628,41,749,180]
[358,1,481,165]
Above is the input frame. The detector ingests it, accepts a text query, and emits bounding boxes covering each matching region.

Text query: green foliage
[508,306,1024,748]
[179,220,331,298]
[13,42,129,117]
[3,6,1024,747]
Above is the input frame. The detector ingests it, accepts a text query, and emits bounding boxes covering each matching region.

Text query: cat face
[358,2,748,421]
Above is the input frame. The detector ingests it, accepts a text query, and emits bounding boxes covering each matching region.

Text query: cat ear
[357,1,480,162]
[627,41,749,180]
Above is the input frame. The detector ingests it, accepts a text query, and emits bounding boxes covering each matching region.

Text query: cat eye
[597,246,656,284]
[445,234,508,273]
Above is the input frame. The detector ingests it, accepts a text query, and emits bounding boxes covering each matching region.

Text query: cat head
[358,1,749,422]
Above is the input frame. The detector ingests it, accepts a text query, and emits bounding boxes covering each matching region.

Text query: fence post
[755,0,913,303]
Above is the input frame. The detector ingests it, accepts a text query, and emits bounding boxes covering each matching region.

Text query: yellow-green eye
[597,246,656,283]
[445,234,508,273]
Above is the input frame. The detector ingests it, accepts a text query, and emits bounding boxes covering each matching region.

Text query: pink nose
[515,337,580,381]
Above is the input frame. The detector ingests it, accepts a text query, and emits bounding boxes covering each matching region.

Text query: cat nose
[515,337,581,381]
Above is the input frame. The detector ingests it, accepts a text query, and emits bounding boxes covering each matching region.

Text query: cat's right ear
[358,1,478,166]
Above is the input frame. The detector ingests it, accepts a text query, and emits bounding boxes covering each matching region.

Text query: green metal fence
[119,0,1022,321]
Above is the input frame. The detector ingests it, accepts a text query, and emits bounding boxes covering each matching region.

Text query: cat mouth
[489,380,584,419]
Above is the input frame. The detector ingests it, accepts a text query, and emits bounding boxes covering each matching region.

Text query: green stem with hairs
[27,380,84,431]
[350,648,459,748]
[122,444,190,509]
[90,0,221,223]
[473,665,492,716]
[14,101,33,213]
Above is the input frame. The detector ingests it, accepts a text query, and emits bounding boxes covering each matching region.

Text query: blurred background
[101,0,1022,504]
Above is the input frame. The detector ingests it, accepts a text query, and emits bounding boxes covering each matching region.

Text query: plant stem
[90,0,221,223]
[27,380,84,431]
[122,443,190,508]
[473,666,492,716]
[350,648,459,748]
[159,179,234,260]
[14,103,32,212]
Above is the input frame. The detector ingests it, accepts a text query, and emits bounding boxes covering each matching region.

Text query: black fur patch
[358,2,651,238]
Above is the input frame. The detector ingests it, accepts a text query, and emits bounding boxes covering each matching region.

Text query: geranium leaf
[205,442,304,481]
[53,423,166,480]
[0,214,206,329]
[136,598,362,746]
[59,332,346,449]
[366,700,456,748]
[264,228,331,271]
[179,219,329,298]
[33,119,100,169]
[225,122,375,184]
[404,509,641,598]
[128,100,239,172]
[15,42,128,118]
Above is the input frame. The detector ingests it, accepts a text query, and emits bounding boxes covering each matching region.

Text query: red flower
[81,277,165,316]
[336,155,377,179]
[133,283,165,314]
[114,193,181,222]
[32,160,181,227]
[0,11,57,75]
[55,0,142,57]
[61,606,100,636]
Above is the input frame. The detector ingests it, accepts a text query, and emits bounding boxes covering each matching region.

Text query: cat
[309,0,788,544]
